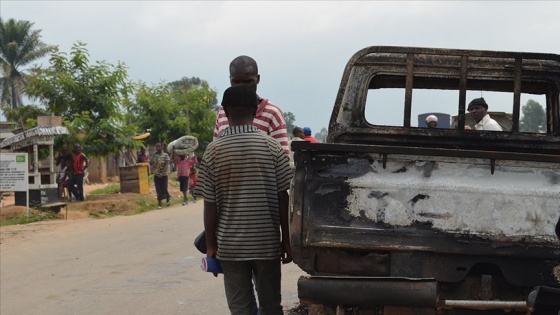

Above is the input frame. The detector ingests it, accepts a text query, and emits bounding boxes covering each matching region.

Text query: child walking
[188,166,198,203]
[174,152,198,205]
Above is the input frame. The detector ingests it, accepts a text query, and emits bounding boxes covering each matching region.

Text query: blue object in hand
[201,257,223,274]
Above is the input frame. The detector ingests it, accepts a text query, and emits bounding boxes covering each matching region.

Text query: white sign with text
[0,153,29,191]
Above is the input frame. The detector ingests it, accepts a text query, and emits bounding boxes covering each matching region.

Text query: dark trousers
[68,174,85,201]
[154,175,169,202]
[221,259,282,315]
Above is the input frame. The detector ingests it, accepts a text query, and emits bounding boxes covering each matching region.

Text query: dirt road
[0,202,307,315]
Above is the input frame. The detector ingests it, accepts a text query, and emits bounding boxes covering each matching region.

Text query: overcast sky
[2,1,559,133]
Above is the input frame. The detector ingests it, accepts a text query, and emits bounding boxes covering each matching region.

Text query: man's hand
[281,239,292,264]
[206,247,219,277]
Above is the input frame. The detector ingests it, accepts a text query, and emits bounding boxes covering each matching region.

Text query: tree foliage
[1,104,49,129]
[26,42,138,156]
[126,77,218,152]
[520,99,545,133]
[0,18,56,109]
[284,111,296,136]
[314,127,328,142]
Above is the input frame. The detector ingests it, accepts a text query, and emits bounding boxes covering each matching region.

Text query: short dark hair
[292,127,303,136]
[230,56,258,75]
[221,85,258,108]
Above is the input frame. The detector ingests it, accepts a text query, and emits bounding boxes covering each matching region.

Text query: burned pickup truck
[290,46,560,315]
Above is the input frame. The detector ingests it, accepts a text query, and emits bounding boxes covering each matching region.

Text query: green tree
[1,104,49,129]
[180,81,218,150]
[284,111,296,136]
[128,82,187,146]
[314,127,328,142]
[0,18,55,109]
[127,78,218,152]
[26,42,138,157]
[520,99,545,133]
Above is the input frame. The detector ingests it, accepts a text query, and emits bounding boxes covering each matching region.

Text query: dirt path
[0,184,308,315]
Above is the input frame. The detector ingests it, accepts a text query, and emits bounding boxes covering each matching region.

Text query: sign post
[0,153,29,217]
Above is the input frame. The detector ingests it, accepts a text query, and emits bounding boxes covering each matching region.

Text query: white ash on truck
[289,46,560,315]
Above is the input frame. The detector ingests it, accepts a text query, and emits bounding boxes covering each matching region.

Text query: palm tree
[0,18,56,109]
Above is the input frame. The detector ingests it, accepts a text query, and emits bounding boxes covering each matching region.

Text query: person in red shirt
[173,152,198,205]
[302,127,320,143]
[188,166,198,204]
[68,143,89,201]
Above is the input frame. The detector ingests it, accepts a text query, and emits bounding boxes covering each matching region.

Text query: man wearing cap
[302,127,320,143]
[198,85,293,315]
[425,115,438,129]
[467,97,503,131]
[213,55,290,155]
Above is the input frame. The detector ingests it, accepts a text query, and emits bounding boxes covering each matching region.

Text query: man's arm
[82,154,89,170]
[212,107,228,140]
[266,104,290,155]
[278,190,292,264]
[204,200,219,258]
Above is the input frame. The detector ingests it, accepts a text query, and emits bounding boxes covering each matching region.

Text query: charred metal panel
[315,249,389,276]
[298,276,438,308]
[344,155,559,241]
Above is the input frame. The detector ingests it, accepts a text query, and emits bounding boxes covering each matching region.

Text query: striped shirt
[213,97,290,155]
[197,125,293,261]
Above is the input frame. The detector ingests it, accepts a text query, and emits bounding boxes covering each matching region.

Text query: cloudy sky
[2,1,559,133]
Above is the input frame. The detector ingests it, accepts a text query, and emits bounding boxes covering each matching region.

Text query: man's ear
[256,74,260,85]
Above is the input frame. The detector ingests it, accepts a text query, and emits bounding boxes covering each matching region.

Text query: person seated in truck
[467,97,503,131]
[289,127,305,168]
[302,127,320,143]
[425,115,438,129]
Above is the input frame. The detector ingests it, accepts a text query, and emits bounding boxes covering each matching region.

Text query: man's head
[425,115,438,129]
[303,127,312,136]
[468,97,489,123]
[221,85,259,124]
[73,143,82,153]
[155,142,163,153]
[293,127,304,139]
[229,55,260,92]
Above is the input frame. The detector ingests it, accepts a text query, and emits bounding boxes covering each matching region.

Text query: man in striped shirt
[198,85,293,315]
[213,55,290,155]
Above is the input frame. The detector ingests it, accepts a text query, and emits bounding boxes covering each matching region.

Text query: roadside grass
[0,209,61,227]
[88,183,120,195]
[1,174,191,226]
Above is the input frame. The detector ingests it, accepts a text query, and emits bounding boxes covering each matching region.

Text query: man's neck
[228,118,254,126]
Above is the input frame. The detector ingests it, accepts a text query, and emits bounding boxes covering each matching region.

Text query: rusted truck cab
[290,46,560,315]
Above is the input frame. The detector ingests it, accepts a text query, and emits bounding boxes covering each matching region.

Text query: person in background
[188,166,198,204]
[57,156,73,200]
[55,148,72,200]
[426,115,438,129]
[173,151,198,205]
[468,97,503,131]
[289,127,306,169]
[137,147,149,163]
[302,127,320,143]
[198,85,292,315]
[213,55,290,155]
[150,142,171,209]
[68,143,89,202]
